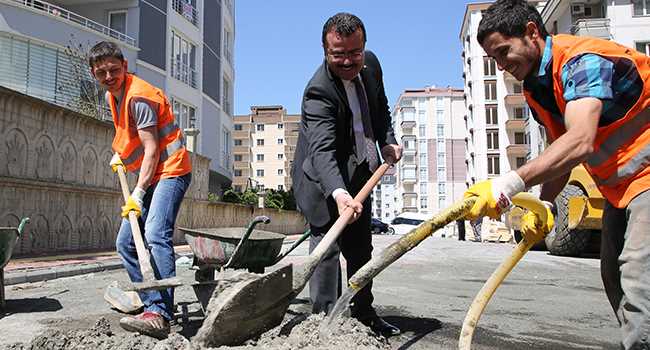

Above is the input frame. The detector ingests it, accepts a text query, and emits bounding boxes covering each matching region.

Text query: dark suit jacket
[291,51,397,227]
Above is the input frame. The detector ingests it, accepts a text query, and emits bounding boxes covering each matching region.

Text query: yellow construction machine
[510,165,605,256]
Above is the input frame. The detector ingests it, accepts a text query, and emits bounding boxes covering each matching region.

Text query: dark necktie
[352,76,378,171]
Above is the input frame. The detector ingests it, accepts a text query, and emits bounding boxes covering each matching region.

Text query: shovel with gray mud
[191,163,392,348]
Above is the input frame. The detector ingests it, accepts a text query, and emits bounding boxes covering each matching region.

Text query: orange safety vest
[524,34,650,208]
[108,74,192,183]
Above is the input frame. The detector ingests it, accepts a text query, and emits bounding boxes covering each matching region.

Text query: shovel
[191,163,391,348]
[115,165,183,291]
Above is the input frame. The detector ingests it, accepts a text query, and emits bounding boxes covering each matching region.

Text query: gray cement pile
[4,314,390,350]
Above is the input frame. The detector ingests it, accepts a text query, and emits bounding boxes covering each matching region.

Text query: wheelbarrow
[0,218,29,310]
[178,216,311,312]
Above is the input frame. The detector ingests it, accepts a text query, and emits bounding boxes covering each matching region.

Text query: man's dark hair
[321,12,367,49]
[477,0,549,45]
[88,41,124,68]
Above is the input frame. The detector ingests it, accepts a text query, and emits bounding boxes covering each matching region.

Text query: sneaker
[104,281,143,314]
[119,311,170,339]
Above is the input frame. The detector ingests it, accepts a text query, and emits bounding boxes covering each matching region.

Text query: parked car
[371,218,395,235]
[391,212,431,235]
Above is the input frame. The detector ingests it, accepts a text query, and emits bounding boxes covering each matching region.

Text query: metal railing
[6,0,137,46]
[172,0,198,26]
[170,59,197,88]
[571,18,611,40]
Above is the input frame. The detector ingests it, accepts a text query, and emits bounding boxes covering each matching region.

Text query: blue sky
[234,1,476,115]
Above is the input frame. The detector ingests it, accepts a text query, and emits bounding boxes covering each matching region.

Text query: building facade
[371,166,397,223]
[0,0,235,191]
[232,106,300,193]
[392,87,467,235]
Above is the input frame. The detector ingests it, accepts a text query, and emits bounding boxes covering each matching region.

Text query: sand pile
[5,314,390,350]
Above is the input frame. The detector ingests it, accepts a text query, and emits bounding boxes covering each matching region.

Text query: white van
[390,212,432,236]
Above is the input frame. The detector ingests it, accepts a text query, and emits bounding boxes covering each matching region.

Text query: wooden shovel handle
[116,165,156,281]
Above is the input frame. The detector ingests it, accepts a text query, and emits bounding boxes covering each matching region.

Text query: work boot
[119,311,170,339]
[104,281,143,314]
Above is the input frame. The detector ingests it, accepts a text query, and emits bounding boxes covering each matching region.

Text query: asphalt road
[0,235,619,349]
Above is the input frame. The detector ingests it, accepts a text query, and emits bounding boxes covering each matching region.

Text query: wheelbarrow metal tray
[180,227,285,269]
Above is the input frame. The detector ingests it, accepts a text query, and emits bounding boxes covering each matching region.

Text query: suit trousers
[308,164,376,319]
[601,189,650,350]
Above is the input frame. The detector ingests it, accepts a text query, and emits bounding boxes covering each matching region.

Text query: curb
[4,236,305,286]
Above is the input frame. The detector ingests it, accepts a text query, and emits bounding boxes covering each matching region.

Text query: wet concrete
[0,236,619,349]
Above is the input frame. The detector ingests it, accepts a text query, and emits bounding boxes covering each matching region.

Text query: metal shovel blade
[191,264,294,348]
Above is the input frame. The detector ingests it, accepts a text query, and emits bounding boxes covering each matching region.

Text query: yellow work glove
[520,201,554,244]
[110,153,125,173]
[121,187,146,218]
[463,171,526,220]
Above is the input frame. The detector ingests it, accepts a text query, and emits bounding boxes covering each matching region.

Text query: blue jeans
[116,173,191,321]
[601,189,650,350]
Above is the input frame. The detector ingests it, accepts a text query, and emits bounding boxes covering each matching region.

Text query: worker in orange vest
[464,1,650,348]
[89,41,192,339]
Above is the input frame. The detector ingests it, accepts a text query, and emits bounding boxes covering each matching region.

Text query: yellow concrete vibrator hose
[458,192,548,350]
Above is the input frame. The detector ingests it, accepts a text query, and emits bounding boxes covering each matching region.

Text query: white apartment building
[371,166,397,223]
[392,87,466,236]
[0,0,235,191]
[542,0,650,53]
[460,2,546,238]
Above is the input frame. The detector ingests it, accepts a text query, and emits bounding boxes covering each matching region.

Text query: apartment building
[0,0,235,191]
[232,106,300,193]
[392,87,466,235]
[371,166,397,223]
[542,0,650,53]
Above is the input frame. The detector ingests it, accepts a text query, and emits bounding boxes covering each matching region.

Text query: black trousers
[308,164,376,319]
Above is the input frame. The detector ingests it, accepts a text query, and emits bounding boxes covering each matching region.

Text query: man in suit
[291,12,402,337]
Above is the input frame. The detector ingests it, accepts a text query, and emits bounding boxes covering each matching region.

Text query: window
[234,169,242,177]
[419,125,426,137]
[234,185,242,192]
[171,99,196,129]
[256,169,265,177]
[516,157,527,168]
[438,167,446,180]
[234,154,242,161]
[514,132,527,145]
[234,124,243,131]
[171,31,197,88]
[436,96,444,108]
[224,28,233,63]
[277,169,283,175]
[278,185,284,190]
[222,128,231,169]
[438,196,446,209]
[513,107,526,119]
[436,110,445,123]
[420,183,427,193]
[420,167,428,180]
[277,153,284,160]
[108,11,127,35]
[419,140,428,153]
[487,155,500,175]
[420,197,428,209]
[437,139,445,151]
[487,130,499,150]
[256,124,265,131]
[485,105,498,125]
[437,153,445,165]
[512,82,523,94]
[256,154,264,162]
[234,139,242,146]
[485,80,497,101]
[633,0,650,16]
[483,56,497,76]
[438,183,446,194]
[418,110,427,123]
[437,125,444,138]
[277,138,284,145]
[636,41,650,55]
[419,153,427,166]
[277,123,284,129]
[257,139,264,146]
[173,0,198,25]
[222,78,232,115]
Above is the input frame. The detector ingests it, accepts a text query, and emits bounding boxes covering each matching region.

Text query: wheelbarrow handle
[273,229,312,265]
[17,218,30,237]
[223,215,272,269]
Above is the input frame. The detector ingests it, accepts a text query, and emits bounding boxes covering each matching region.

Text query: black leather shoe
[359,315,401,337]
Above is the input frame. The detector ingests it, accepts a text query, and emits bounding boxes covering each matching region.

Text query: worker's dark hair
[321,12,367,50]
[477,0,549,45]
[88,41,124,68]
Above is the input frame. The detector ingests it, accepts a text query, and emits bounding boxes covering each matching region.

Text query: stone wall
[0,87,307,257]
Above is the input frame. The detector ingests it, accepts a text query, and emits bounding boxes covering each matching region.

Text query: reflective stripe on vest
[121,125,185,166]
[587,108,650,167]
[595,142,650,186]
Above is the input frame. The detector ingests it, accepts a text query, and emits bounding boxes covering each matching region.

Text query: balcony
[400,107,416,127]
[170,59,198,88]
[571,18,611,40]
[505,118,526,130]
[506,144,529,157]
[504,93,525,105]
[172,0,199,26]
[5,0,136,47]
[402,192,417,199]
